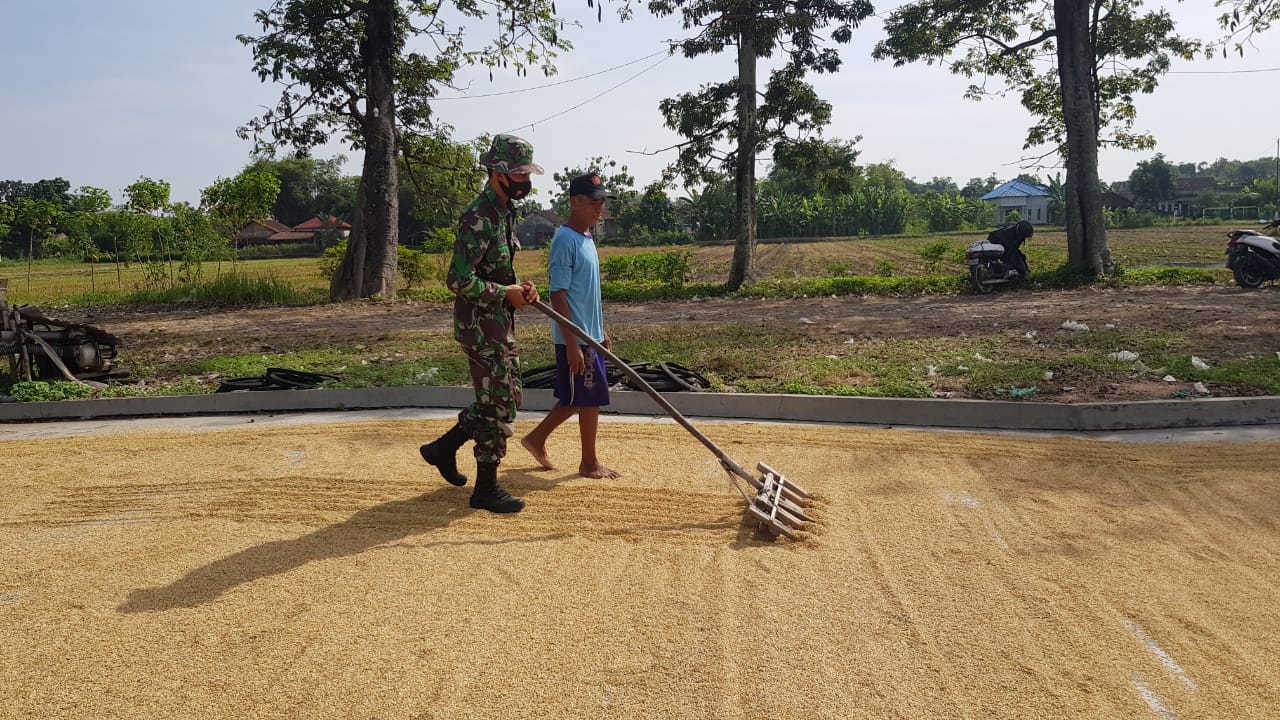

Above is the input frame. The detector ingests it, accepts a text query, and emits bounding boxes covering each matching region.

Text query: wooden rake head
[740,462,815,539]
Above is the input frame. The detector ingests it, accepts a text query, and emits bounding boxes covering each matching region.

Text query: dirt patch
[64,284,1280,402]
[3,418,1278,718]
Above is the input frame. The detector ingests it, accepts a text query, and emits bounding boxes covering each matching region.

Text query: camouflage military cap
[478,133,544,175]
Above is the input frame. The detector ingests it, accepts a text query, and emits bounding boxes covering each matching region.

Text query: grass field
[0,224,1239,307]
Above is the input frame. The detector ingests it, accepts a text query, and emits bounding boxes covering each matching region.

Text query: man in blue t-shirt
[521,172,621,479]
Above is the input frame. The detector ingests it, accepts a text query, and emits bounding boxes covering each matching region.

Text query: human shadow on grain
[117,464,789,613]
[117,484,480,613]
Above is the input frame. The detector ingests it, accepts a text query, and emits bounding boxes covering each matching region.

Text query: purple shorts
[553,344,611,408]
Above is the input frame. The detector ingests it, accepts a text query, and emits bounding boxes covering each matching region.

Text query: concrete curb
[2,386,1279,432]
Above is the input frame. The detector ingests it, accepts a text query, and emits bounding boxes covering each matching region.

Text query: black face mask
[498,175,532,200]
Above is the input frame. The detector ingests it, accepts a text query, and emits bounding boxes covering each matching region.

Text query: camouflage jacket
[447,184,521,346]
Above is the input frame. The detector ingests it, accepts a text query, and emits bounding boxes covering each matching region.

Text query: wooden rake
[531,300,815,538]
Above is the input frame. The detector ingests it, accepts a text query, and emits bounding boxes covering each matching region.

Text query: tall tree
[201,169,283,243]
[765,136,862,196]
[246,154,357,227]
[239,0,590,301]
[1128,153,1176,209]
[399,132,484,235]
[875,1,1198,276]
[649,0,874,290]
[10,197,59,291]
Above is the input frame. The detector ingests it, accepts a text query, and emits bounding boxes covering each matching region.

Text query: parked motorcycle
[1225,219,1280,289]
[966,220,1033,293]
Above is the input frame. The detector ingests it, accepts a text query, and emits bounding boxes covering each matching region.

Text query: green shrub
[318,240,346,281]
[918,241,953,270]
[397,247,431,289]
[600,250,692,287]
[623,228,694,247]
[123,272,314,306]
[420,227,455,254]
[237,243,322,260]
[9,380,95,402]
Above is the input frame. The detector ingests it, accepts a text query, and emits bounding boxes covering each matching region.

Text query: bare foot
[579,462,620,480]
[520,436,555,470]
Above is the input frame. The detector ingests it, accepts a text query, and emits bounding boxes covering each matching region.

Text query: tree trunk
[330,0,400,301]
[728,25,757,292]
[330,179,367,300]
[1055,0,1112,276]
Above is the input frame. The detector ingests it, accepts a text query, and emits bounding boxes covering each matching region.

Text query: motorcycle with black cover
[1225,218,1280,289]
[966,220,1033,293]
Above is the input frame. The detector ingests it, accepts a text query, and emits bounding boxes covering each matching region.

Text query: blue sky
[1,1,1275,207]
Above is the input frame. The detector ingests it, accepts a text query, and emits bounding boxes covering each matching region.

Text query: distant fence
[1202,205,1260,220]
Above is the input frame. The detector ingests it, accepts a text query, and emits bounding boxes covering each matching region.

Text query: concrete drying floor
[2,414,1278,719]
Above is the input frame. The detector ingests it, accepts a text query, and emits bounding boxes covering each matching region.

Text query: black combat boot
[469,462,525,514]
[420,424,471,486]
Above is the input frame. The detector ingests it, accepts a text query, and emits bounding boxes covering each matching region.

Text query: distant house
[293,215,353,240]
[516,210,562,248]
[1101,191,1136,211]
[1157,177,1218,217]
[233,219,294,246]
[981,179,1053,225]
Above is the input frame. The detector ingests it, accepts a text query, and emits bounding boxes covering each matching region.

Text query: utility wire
[434,48,671,100]
[504,53,674,134]
[1168,67,1280,74]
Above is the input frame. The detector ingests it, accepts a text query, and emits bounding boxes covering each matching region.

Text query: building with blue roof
[981,179,1052,225]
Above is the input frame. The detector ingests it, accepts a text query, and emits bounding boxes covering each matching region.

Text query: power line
[434,48,671,100]
[504,53,675,134]
[1168,67,1280,74]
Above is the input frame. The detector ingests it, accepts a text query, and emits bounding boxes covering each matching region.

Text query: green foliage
[246,155,357,227]
[911,191,990,233]
[1116,266,1218,286]
[124,272,316,306]
[9,380,94,402]
[397,247,431,289]
[420,227,456,254]
[318,241,347,281]
[600,250,692,287]
[620,228,694,247]
[1129,153,1176,208]
[236,243,321,260]
[918,240,953,270]
[201,168,282,240]
[876,2,1198,155]
[124,177,171,214]
[874,260,896,277]
[1104,208,1157,228]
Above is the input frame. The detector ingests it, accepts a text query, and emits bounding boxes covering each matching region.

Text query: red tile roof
[293,215,352,230]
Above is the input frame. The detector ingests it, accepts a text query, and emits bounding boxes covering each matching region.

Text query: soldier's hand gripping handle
[505,283,536,309]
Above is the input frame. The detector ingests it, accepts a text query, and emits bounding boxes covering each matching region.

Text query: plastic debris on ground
[1061,320,1090,332]
[1191,356,1211,370]
[994,386,1039,398]
[1174,382,1213,398]
[1162,375,1178,382]
[1108,351,1139,361]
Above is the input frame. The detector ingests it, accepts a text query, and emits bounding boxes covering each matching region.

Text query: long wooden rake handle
[529,300,762,490]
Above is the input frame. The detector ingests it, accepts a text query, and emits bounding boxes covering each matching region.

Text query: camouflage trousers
[457,341,523,465]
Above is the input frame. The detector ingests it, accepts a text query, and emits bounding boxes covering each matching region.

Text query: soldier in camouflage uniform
[420,134,542,514]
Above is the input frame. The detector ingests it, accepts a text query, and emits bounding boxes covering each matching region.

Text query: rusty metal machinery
[1,279,128,383]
